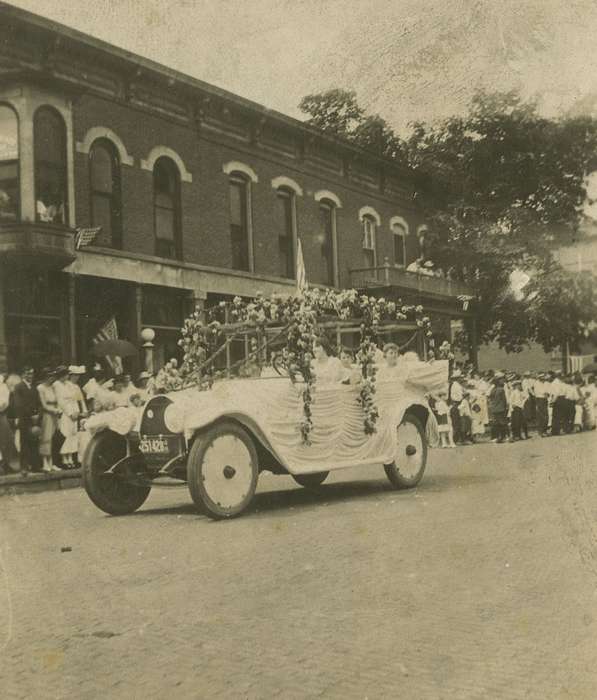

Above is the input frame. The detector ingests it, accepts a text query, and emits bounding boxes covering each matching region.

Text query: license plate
[139,437,169,454]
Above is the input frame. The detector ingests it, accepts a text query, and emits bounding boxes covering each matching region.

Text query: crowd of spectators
[429,367,597,447]
[0,362,161,476]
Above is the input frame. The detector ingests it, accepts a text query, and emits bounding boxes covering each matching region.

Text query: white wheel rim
[201,435,255,511]
[394,422,424,480]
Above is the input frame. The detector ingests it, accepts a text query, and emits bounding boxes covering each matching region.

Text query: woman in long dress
[37,368,61,472]
[54,366,86,468]
[311,338,344,386]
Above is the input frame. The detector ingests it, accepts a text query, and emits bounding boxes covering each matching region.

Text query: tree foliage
[299,88,597,354]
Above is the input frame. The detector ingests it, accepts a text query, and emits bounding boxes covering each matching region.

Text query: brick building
[0,3,474,373]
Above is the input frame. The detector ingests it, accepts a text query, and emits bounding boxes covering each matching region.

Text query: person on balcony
[406,256,425,274]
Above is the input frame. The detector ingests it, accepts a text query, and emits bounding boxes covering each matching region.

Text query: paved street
[1,431,597,700]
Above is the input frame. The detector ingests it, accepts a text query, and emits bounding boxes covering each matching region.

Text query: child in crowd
[433,390,455,448]
[458,390,474,444]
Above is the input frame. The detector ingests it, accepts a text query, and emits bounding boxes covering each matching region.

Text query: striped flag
[93,317,122,374]
[296,238,307,295]
[76,227,102,250]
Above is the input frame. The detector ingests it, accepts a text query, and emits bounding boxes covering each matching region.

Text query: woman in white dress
[339,347,361,386]
[54,366,87,468]
[311,338,344,386]
[37,368,61,472]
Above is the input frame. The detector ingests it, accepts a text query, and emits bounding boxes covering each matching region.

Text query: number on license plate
[139,437,169,454]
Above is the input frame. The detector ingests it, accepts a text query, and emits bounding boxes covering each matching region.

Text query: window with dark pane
[362,216,376,268]
[392,223,406,266]
[0,105,19,220]
[319,200,335,286]
[276,188,294,278]
[229,175,249,271]
[153,157,181,259]
[34,106,68,224]
[90,139,122,247]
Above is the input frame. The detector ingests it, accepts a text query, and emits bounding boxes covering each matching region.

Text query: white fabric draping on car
[179,360,448,475]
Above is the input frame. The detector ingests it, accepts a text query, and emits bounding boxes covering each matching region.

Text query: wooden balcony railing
[349,258,473,299]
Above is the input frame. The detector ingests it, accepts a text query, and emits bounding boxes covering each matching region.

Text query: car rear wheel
[187,420,259,520]
[83,431,151,515]
[384,414,427,489]
[292,471,329,489]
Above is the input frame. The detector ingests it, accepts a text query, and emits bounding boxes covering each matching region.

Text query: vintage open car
[82,351,448,520]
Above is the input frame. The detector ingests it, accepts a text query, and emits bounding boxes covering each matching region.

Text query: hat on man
[138,371,151,381]
[69,365,86,375]
[423,260,434,268]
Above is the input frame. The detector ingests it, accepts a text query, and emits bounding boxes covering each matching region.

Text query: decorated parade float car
[82,289,448,519]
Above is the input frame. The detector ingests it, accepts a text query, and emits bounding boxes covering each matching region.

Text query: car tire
[83,430,151,515]
[292,471,329,489]
[187,420,259,520]
[384,413,427,489]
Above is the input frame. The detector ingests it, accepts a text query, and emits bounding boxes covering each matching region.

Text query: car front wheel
[187,420,259,520]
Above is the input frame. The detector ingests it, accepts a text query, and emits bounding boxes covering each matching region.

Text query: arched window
[275,187,295,278]
[318,199,337,286]
[0,105,19,221]
[34,106,68,224]
[391,221,407,267]
[90,139,122,248]
[153,157,181,259]
[229,173,251,271]
[362,215,377,268]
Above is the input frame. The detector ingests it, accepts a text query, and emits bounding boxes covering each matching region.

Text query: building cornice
[0,0,418,187]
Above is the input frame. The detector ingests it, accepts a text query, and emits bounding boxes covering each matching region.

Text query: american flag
[93,317,122,374]
[296,238,307,296]
[75,227,101,250]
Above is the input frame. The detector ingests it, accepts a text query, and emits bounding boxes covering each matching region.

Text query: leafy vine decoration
[178,289,434,444]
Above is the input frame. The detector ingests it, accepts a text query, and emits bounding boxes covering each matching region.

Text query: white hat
[138,371,151,380]
[69,365,86,375]
[424,260,434,268]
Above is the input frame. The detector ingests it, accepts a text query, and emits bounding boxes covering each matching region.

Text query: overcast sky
[9,0,597,133]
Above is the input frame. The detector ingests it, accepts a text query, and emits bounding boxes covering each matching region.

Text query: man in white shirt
[534,372,550,436]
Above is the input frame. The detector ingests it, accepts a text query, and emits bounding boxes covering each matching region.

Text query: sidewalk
[0,468,82,496]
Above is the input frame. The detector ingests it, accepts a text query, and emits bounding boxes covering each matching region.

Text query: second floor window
[34,106,68,225]
[0,104,19,221]
[229,175,250,271]
[276,188,295,278]
[90,139,122,248]
[319,200,336,286]
[362,215,376,268]
[392,222,406,267]
[153,157,181,259]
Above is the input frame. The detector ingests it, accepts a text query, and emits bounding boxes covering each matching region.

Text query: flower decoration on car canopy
[178,288,435,443]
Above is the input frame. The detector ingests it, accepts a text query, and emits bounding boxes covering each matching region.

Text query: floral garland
[178,289,434,443]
